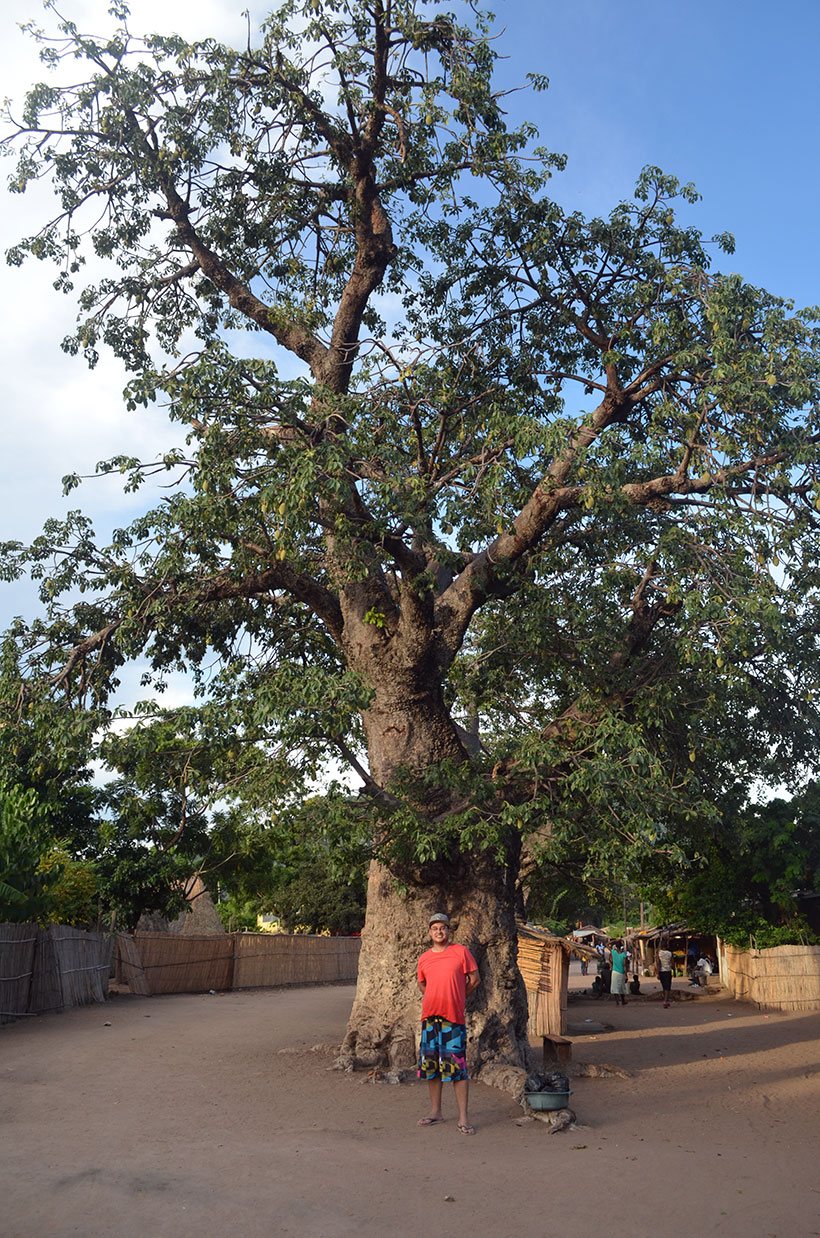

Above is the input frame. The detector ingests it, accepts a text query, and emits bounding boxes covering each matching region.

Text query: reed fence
[0,923,38,1025]
[121,932,234,995]
[517,926,571,1038]
[0,924,113,1024]
[718,941,820,1012]
[115,931,361,996]
[233,932,361,989]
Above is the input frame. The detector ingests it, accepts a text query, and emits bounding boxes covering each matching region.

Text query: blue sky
[1,0,819,649]
[495,1,820,307]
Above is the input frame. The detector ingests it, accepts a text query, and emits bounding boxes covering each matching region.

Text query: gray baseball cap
[429,912,450,925]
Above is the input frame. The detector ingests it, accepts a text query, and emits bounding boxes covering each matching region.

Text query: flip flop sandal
[457,1123,476,1135]
[417,1116,445,1126]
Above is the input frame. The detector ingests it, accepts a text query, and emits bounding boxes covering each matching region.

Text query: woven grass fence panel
[28,927,113,1015]
[28,927,63,1016]
[133,932,234,994]
[518,930,566,1038]
[116,934,150,996]
[0,923,39,1025]
[721,943,820,1012]
[52,927,113,1010]
[233,933,361,989]
[1,925,113,1022]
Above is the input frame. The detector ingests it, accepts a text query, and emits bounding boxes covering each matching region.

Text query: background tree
[0,633,101,850]
[648,781,820,946]
[209,791,368,934]
[0,781,59,921]
[0,638,209,928]
[3,0,820,1079]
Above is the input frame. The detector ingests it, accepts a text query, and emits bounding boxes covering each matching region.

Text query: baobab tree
[3,0,820,1078]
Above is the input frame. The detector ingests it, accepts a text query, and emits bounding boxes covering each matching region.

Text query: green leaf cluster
[647,781,820,945]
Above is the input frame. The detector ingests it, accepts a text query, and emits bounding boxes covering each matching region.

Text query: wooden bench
[541,1034,572,1066]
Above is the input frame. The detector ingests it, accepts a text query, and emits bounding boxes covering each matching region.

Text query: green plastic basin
[525,1089,572,1111]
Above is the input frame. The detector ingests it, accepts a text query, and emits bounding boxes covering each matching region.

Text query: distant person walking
[695,955,713,986]
[416,913,480,1136]
[610,939,629,1006]
[657,939,674,1008]
[594,948,612,997]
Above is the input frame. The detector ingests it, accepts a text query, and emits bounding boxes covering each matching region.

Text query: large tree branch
[240,7,396,397]
[493,573,681,798]
[155,176,328,374]
[47,561,344,698]
[193,563,343,641]
[90,92,330,373]
[434,389,627,659]
[321,14,396,394]
[49,621,121,694]
[435,426,820,665]
[607,561,681,675]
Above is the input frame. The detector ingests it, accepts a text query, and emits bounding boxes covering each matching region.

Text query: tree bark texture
[338,854,531,1079]
[362,681,466,786]
[333,624,534,1082]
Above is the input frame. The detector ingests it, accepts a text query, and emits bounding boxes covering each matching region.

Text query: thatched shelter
[517,924,596,1064]
[571,924,608,945]
[629,923,717,978]
[136,875,224,936]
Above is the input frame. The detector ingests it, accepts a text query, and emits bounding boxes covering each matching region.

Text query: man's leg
[454,1079,474,1133]
[417,1078,444,1125]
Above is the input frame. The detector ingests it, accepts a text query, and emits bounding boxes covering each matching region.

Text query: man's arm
[465,970,480,995]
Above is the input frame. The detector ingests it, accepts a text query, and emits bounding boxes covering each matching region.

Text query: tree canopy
[649,780,820,946]
[3,0,820,1068]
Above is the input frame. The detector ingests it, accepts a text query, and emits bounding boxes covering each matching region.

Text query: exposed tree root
[568,1060,632,1079]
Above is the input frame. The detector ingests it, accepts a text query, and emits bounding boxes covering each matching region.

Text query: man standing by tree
[417,913,480,1135]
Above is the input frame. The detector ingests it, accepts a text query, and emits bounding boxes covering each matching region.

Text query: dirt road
[2,970,818,1238]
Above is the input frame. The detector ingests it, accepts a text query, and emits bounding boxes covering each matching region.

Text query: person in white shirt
[695,956,713,985]
[656,939,674,1009]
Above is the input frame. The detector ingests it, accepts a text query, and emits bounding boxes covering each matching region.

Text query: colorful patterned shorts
[417,1018,468,1082]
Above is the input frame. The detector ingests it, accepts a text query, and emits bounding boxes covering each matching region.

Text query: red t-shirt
[417,943,478,1024]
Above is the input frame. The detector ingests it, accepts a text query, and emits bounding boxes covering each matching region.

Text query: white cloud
[0,0,270,633]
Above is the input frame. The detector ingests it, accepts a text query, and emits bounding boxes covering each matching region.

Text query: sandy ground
[2,964,819,1238]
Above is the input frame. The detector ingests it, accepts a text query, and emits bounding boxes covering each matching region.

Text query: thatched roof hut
[517,923,594,1040]
[629,923,717,976]
[136,876,224,936]
[571,924,608,944]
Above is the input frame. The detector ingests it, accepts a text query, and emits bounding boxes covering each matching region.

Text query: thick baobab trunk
[339,855,531,1078]
[361,678,468,790]
[336,653,532,1079]
[338,680,531,1080]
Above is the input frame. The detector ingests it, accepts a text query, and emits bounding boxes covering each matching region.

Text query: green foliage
[271,856,366,935]
[93,841,188,932]
[0,636,102,850]
[38,848,99,928]
[216,893,260,933]
[647,781,820,945]
[208,793,368,935]
[0,635,212,926]
[0,782,57,921]
[524,872,612,935]
[720,918,818,950]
